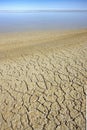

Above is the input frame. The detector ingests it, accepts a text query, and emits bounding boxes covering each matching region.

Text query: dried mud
[0,30,87,130]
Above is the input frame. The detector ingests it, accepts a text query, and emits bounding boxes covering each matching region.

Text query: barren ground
[0,30,87,130]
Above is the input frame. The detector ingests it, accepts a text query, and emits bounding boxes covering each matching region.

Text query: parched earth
[0,31,87,130]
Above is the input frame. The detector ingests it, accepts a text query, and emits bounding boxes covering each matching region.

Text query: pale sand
[0,29,87,130]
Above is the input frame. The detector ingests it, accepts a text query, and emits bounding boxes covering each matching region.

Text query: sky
[0,0,87,10]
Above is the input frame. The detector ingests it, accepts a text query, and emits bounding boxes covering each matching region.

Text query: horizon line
[0,9,87,13]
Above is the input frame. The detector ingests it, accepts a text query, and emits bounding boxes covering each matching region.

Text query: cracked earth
[0,30,87,130]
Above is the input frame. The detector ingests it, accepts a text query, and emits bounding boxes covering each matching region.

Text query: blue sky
[0,0,87,10]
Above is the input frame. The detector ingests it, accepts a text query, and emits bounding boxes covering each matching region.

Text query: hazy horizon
[0,9,87,14]
[0,9,87,11]
[0,12,87,33]
[0,0,87,33]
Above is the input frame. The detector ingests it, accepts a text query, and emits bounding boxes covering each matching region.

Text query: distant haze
[0,12,87,33]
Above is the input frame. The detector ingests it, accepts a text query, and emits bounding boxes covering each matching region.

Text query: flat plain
[0,29,87,130]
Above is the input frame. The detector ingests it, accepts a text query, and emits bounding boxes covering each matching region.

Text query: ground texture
[0,30,87,130]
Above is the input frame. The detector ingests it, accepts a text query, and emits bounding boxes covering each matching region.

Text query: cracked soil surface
[0,30,87,130]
